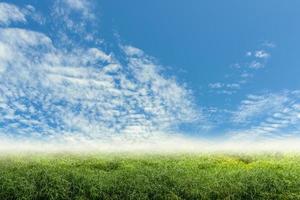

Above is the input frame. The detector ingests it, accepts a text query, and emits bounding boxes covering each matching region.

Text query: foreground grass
[0,153,300,199]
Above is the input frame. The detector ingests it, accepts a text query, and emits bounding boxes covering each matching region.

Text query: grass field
[1,153,300,200]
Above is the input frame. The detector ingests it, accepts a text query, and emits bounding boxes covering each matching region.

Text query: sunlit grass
[0,153,300,199]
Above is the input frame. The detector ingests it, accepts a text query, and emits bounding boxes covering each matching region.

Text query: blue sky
[0,0,300,143]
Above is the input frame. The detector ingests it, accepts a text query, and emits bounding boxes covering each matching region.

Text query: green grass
[1,153,300,200]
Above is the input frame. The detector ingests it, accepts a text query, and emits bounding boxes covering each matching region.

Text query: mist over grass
[2,135,300,199]
[1,153,300,200]
[2,135,300,154]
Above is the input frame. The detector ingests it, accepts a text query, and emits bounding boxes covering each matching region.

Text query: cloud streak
[230,91,300,139]
[0,2,202,143]
[207,43,275,96]
[0,2,27,25]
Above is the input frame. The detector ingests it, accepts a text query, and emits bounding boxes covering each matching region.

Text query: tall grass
[0,153,300,199]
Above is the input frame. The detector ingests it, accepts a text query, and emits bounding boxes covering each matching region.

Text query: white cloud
[230,91,300,139]
[0,27,201,142]
[52,0,96,40]
[0,2,26,25]
[245,48,271,69]
[220,43,274,94]
[208,82,223,89]
[209,82,240,89]
[226,83,240,89]
[248,60,264,69]
[245,50,270,59]
[64,0,93,16]
[0,27,52,46]
[231,93,289,124]
[122,45,144,57]
[208,82,240,95]
[255,50,270,58]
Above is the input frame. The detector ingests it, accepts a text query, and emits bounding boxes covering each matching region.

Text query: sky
[0,0,300,145]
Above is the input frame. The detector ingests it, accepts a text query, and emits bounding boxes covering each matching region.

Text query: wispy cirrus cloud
[63,0,94,17]
[208,42,275,95]
[0,2,27,25]
[208,82,240,95]
[0,2,203,142]
[231,93,290,124]
[51,0,99,44]
[254,50,270,59]
[248,60,265,69]
[229,91,300,139]
[246,48,271,69]
[0,3,45,26]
